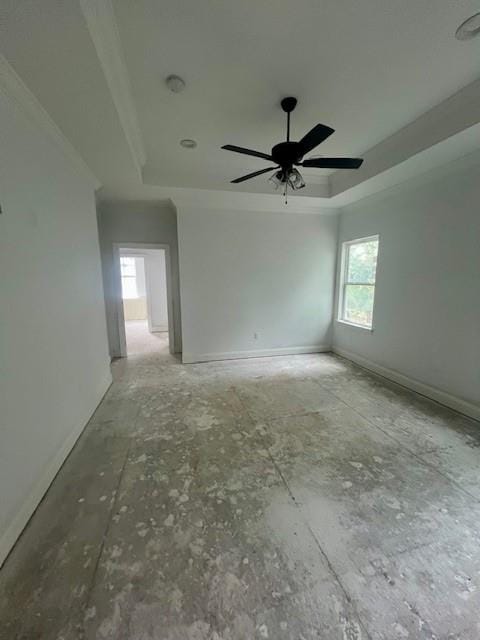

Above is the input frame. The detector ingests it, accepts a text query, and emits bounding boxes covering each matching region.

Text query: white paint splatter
[349,461,363,470]
[164,514,175,527]
[195,413,217,431]
[110,546,122,559]
[384,496,402,510]
[392,622,409,637]
[84,605,96,621]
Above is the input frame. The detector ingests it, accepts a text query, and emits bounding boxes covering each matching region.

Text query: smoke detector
[165,75,186,93]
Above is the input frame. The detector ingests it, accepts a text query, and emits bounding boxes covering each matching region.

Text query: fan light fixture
[269,171,283,189]
[269,168,306,203]
[455,13,480,40]
[269,169,305,190]
[288,168,305,190]
[221,97,363,204]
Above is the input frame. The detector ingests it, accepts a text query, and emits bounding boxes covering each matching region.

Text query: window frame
[337,234,379,331]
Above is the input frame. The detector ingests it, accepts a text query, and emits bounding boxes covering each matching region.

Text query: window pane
[347,240,378,284]
[121,276,137,299]
[120,257,136,277]
[344,284,375,327]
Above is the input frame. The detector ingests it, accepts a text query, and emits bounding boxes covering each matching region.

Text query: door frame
[113,242,175,357]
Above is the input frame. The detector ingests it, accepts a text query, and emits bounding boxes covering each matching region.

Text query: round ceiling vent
[455,13,480,40]
[180,139,197,149]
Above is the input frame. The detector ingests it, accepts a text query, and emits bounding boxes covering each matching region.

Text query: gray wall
[0,80,110,564]
[97,200,182,356]
[177,206,338,362]
[333,164,480,413]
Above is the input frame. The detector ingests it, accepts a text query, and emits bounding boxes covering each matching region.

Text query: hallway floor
[125,320,169,356]
[1,351,480,639]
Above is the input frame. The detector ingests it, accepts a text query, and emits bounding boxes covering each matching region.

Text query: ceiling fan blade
[222,145,273,161]
[302,157,363,169]
[230,166,278,184]
[298,124,334,155]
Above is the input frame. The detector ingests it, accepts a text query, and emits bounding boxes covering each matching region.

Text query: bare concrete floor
[1,351,480,639]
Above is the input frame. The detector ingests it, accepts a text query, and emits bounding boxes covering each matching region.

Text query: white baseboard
[333,347,480,422]
[182,345,330,364]
[0,370,112,568]
[150,325,168,333]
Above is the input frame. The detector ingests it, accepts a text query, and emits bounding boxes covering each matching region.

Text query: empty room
[1,2,479,639]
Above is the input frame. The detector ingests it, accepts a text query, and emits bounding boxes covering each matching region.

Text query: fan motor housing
[280,97,298,113]
[271,142,303,168]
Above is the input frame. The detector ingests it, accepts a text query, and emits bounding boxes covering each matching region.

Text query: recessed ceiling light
[455,13,480,40]
[180,139,197,149]
[165,74,186,93]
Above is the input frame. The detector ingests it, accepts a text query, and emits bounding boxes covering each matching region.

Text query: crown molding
[80,0,146,179]
[169,187,337,215]
[0,53,100,189]
[142,165,332,201]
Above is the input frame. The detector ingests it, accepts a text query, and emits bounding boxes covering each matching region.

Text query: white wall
[177,206,338,363]
[333,163,480,418]
[97,201,182,355]
[145,251,168,332]
[123,297,147,321]
[0,80,110,564]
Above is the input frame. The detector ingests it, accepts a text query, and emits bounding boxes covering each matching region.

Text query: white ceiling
[1,0,480,206]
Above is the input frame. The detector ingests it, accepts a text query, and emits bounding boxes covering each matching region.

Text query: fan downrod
[281,97,297,113]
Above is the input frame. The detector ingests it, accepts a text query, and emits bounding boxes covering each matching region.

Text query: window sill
[336,319,373,332]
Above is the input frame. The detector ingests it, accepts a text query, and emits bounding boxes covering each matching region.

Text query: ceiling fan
[222,97,363,201]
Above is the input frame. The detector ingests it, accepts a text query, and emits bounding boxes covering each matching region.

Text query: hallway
[1,352,480,639]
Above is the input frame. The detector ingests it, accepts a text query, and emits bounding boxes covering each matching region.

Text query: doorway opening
[116,244,174,357]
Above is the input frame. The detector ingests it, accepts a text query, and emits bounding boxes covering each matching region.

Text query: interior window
[120,256,138,299]
[339,236,379,329]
